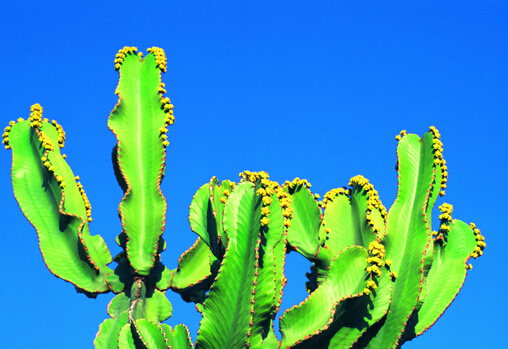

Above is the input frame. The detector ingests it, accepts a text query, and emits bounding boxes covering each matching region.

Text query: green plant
[3,47,485,349]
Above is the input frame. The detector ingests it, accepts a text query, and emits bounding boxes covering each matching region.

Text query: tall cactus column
[95,47,192,348]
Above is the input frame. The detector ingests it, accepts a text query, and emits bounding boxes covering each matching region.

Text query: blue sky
[0,2,506,348]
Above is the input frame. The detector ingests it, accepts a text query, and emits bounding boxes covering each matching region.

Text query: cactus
[3,47,484,349]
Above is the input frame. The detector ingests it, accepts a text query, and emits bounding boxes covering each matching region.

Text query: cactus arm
[271,216,288,331]
[108,47,172,275]
[176,178,236,303]
[170,237,216,303]
[279,246,369,348]
[321,177,385,257]
[188,182,216,251]
[209,178,234,256]
[5,110,112,294]
[188,178,233,259]
[328,270,392,348]
[365,131,437,348]
[195,181,262,349]
[348,176,386,247]
[284,181,322,259]
[155,264,174,291]
[410,128,446,309]
[319,189,356,254]
[249,188,286,348]
[305,177,387,295]
[400,219,481,344]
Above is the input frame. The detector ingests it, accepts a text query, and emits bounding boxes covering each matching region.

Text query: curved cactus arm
[188,182,213,246]
[279,246,370,348]
[365,130,440,348]
[155,264,174,291]
[271,213,288,327]
[188,178,234,259]
[4,108,113,294]
[170,237,216,303]
[319,189,355,255]
[305,177,387,293]
[108,47,173,275]
[209,178,234,254]
[348,176,387,245]
[320,176,386,257]
[412,128,447,307]
[283,180,322,259]
[195,181,262,349]
[249,185,286,348]
[400,219,483,344]
[196,179,289,348]
[327,270,392,349]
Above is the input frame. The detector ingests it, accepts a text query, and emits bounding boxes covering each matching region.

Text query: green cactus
[3,47,484,349]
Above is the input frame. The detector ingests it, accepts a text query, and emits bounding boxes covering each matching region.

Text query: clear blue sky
[1,2,505,348]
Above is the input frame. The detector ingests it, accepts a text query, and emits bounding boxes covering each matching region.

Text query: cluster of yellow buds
[429,126,448,196]
[114,46,138,71]
[162,97,175,122]
[284,177,311,190]
[240,171,273,227]
[219,184,235,204]
[28,103,43,128]
[384,259,397,280]
[40,154,54,172]
[159,95,175,148]
[469,222,486,260]
[75,176,92,222]
[435,203,453,239]
[363,240,388,295]
[147,47,167,73]
[349,175,388,226]
[2,121,15,149]
[279,190,293,228]
[438,203,453,221]
[38,130,54,152]
[321,187,349,207]
[279,179,314,227]
[239,170,269,183]
[395,129,407,141]
[56,175,65,189]
[158,82,167,94]
[29,105,61,152]
[51,120,66,148]
[257,177,276,227]
[238,171,293,228]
